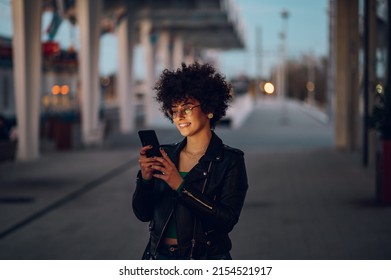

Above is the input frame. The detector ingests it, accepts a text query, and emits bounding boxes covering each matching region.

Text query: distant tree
[281,55,328,107]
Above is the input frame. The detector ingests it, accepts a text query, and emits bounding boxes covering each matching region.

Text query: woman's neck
[185,129,212,154]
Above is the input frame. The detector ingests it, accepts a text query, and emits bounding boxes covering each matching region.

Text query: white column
[140,20,154,127]
[184,44,196,65]
[117,11,137,133]
[173,35,184,69]
[158,30,172,71]
[140,20,169,127]
[12,0,42,161]
[76,0,102,145]
[335,0,359,150]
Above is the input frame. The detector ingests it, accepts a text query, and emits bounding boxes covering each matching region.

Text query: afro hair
[154,61,232,128]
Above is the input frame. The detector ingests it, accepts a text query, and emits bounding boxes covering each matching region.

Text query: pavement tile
[0,98,390,260]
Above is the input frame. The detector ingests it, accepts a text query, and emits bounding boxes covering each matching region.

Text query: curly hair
[154,61,232,128]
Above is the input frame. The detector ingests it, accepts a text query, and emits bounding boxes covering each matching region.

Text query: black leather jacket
[132,131,248,259]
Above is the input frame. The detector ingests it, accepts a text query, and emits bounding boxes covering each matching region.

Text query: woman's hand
[138,145,162,181]
[151,147,183,190]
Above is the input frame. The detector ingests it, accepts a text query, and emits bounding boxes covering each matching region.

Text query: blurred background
[0,0,390,260]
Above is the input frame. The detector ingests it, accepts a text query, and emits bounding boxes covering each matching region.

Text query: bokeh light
[264,82,275,95]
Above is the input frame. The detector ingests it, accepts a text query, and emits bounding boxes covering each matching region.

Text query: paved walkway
[0,97,390,260]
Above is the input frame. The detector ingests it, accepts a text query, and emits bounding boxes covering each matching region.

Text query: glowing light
[52,85,60,95]
[264,82,275,95]
[376,84,384,94]
[306,81,315,92]
[61,85,70,95]
[42,95,51,107]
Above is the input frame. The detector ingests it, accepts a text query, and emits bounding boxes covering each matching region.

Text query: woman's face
[170,98,211,137]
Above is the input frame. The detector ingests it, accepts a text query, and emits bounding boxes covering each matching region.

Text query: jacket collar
[170,130,224,166]
[201,131,224,162]
[166,131,223,185]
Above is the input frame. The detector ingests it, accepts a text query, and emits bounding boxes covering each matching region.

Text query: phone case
[138,130,162,157]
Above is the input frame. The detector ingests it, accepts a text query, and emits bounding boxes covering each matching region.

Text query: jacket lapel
[167,131,224,187]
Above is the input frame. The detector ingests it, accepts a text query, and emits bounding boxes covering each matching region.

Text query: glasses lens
[184,108,192,115]
[169,105,200,118]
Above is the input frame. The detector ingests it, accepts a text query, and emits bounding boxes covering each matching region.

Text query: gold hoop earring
[208,113,214,119]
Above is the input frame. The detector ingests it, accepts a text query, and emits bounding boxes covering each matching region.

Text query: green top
[164,171,188,239]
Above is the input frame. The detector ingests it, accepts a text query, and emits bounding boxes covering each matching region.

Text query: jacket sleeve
[177,155,248,232]
[132,171,155,222]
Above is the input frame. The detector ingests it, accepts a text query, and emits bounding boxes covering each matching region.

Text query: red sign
[42,41,60,56]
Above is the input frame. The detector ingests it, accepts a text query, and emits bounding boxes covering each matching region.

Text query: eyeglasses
[169,104,202,119]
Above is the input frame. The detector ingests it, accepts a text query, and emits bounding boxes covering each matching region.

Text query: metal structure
[9,0,245,161]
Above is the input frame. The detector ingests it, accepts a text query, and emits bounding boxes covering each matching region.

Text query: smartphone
[138,130,162,158]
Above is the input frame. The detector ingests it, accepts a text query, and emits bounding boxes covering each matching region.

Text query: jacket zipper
[182,189,213,210]
[189,161,213,259]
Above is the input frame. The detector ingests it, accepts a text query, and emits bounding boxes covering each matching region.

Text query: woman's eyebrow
[171,102,193,108]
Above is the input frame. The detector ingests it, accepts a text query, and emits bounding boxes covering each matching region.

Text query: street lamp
[280,9,289,100]
[278,9,289,123]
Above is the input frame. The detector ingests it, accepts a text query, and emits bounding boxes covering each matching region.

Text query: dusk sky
[0,0,328,79]
[220,0,328,78]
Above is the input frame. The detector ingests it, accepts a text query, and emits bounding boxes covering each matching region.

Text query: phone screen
[138,130,162,158]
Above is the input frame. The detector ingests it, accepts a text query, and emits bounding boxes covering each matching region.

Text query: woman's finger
[158,147,175,167]
[150,164,165,174]
[139,145,153,157]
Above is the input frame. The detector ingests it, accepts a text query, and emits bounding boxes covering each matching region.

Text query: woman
[132,62,248,260]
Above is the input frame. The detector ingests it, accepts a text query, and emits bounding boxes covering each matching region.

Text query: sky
[220,0,329,78]
[0,0,328,79]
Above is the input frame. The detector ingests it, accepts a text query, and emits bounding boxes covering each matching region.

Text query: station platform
[0,97,390,260]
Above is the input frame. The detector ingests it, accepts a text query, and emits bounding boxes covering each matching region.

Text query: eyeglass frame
[168,104,202,119]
